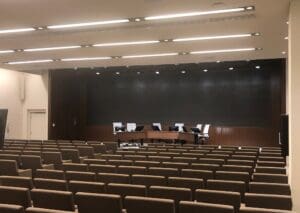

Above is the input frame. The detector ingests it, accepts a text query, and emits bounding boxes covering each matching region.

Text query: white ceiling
[0,0,290,71]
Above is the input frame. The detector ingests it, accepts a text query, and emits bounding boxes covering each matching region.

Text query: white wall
[289,0,300,211]
[0,68,48,140]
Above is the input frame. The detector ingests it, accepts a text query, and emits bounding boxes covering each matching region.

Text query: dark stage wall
[48,59,286,146]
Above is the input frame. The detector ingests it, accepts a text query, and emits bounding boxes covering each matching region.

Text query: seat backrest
[65,171,96,182]
[190,163,220,171]
[61,149,81,163]
[76,192,122,213]
[252,173,288,184]
[0,186,31,208]
[198,158,225,165]
[162,162,189,170]
[0,154,21,165]
[131,174,166,187]
[206,180,246,198]
[215,171,250,183]
[42,152,63,165]
[239,206,293,213]
[125,196,175,213]
[167,177,204,198]
[77,146,95,158]
[97,172,130,184]
[148,167,179,177]
[0,204,25,213]
[35,169,65,180]
[244,193,292,210]
[31,189,75,211]
[181,169,214,181]
[108,159,133,166]
[89,164,116,173]
[179,201,234,213]
[34,178,68,191]
[69,180,106,194]
[219,165,253,174]
[20,155,42,169]
[0,176,34,189]
[117,165,147,175]
[0,159,19,176]
[249,182,291,195]
[107,183,146,199]
[62,163,88,172]
[83,159,106,165]
[255,167,286,174]
[133,160,161,167]
[195,189,241,212]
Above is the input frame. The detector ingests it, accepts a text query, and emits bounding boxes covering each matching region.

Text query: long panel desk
[116,130,196,145]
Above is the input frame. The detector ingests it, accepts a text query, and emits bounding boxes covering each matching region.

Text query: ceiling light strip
[0,28,36,34]
[7,59,53,65]
[0,50,15,54]
[47,19,130,29]
[93,40,160,47]
[190,48,256,54]
[122,53,178,59]
[173,33,252,42]
[61,57,112,62]
[145,7,250,20]
[24,45,82,52]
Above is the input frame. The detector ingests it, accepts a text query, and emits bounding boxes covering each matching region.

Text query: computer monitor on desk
[126,123,137,132]
[135,126,144,131]
[191,127,201,133]
[169,126,179,131]
[152,123,162,131]
[175,123,184,132]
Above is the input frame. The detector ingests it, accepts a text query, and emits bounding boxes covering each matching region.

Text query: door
[28,110,46,140]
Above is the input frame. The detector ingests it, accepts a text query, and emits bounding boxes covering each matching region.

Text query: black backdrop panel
[0,109,8,149]
[86,61,276,126]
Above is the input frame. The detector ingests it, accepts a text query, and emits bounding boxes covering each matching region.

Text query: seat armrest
[93,153,103,159]
[18,169,32,177]
[42,164,55,170]
[62,159,72,163]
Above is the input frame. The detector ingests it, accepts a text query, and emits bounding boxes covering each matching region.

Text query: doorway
[27,109,46,140]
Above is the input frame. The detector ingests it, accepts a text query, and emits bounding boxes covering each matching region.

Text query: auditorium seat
[117,165,147,175]
[219,165,253,174]
[101,142,118,153]
[124,196,175,213]
[206,180,246,199]
[162,162,189,170]
[252,173,288,183]
[77,146,102,159]
[123,155,146,161]
[20,155,54,175]
[34,178,68,191]
[116,150,136,155]
[255,166,286,174]
[167,177,204,199]
[22,151,42,157]
[0,176,34,189]
[62,163,88,172]
[256,161,285,168]
[100,154,123,160]
[249,182,291,195]
[148,167,179,177]
[75,192,122,213]
[26,207,74,212]
[131,174,166,187]
[68,180,106,194]
[133,160,161,167]
[190,163,220,171]
[88,164,116,173]
[88,144,106,154]
[83,159,107,165]
[31,189,75,211]
[61,149,84,163]
[215,171,250,183]
[179,201,234,213]
[108,159,133,166]
[0,160,32,177]
[258,156,285,162]
[148,186,192,212]
[0,204,25,213]
[0,186,31,208]
[65,171,96,182]
[239,206,293,213]
[181,169,214,182]
[35,169,65,180]
[107,183,147,200]
[195,189,241,213]
[181,153,205,158]
[42,152,72,170]
[245,193,292,210]
[148,156,172,162]
[97,172,130,184]
[198,158,225,165]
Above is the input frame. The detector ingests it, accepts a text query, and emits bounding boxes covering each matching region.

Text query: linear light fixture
[0,28,36,34]
[122,52,178,59]
[61,57,112,62]
[0,50,15,54]
[7,59,53,65]
[47,19,130,29]
[24,45,82,52]
[145,6,253,20]
[173,33,253,42]
[190,48,256,55]
[93,40,160,47]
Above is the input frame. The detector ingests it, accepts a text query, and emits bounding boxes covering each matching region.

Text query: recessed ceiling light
[282,51,286,55]
[0,28,36,34]
[229,67,234,70]
[181,70,186,74]
[134,18,142,22]
[203,69,208,72]
[61,57,112,62]
[116,72,120,75]
[286,21,289,24]
[6,59,53,65]
[93,40,159,47]
[190,48,256,55]
[155,71,160,75]
[96,72,100,75]
[216,60,221,63]
[145,6,251,20]
[137,72,141,74]
[173,33,253,42]
[47,19,130,29]
[255,65,260,69]
[37,27,45,30]
[24,45,81,52]
[284,36,288,40]
[122,52,178,59]
[0,50,14,54]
